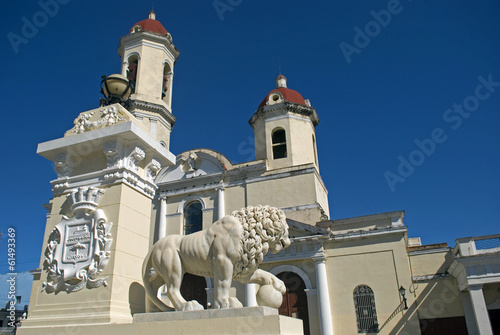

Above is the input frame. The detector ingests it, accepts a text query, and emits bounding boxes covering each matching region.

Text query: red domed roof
[130,11,168,35]
[258,87,306,108]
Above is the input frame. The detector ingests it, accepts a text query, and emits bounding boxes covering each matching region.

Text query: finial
[275,75,287,89]
[149,10,156,20]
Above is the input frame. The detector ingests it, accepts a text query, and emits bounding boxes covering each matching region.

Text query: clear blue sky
[1,0,499,273]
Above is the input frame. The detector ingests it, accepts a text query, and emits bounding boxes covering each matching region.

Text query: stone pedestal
[19,105,176,331]
[18,307,303,335]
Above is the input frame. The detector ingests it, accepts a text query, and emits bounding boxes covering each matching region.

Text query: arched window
[353,285,379,333]
[184,201,202,235]
[272,128,287,159]
[162,62,173,105]
[126,55,139,93]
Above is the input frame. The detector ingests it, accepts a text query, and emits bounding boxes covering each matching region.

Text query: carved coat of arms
[43,187,112,293]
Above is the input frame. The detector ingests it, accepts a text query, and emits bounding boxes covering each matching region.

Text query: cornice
[408,247,451,256]
[249,102,319,129]
[158,172,225,197]
[51,166,158,199]
[318,210,405,229]
[118,31,180,61]
[328,226,408,241]
[263,236,326,264]
[128,99,176,127]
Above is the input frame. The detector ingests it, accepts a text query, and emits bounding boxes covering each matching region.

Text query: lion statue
[142,205,291,311]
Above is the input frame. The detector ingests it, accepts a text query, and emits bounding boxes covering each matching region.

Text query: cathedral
[20,12,499,335]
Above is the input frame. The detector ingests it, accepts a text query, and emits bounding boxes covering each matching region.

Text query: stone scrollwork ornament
[67,106,126,135]
[43,187,113,293]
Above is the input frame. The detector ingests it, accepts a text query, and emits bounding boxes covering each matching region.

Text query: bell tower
[250,75,320,171]
[118,11,180,149]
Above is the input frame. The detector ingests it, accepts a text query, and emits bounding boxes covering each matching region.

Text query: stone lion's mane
[230,205,288,280]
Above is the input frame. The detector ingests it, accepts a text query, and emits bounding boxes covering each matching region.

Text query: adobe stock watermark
[384,74,500,192]
[7,0,71,54]
[339,0,407,64]
[213,0,243,21]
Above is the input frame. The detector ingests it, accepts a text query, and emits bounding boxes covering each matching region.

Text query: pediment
[156,149,230,183]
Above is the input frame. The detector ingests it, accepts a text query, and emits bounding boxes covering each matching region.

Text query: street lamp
[399,286,408,310]
[378,285,410,331]
[100,74,132,106]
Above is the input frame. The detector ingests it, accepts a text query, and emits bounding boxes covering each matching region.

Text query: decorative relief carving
[127,147,145,171]
[100,105,124,125]
[53,182,69,191]
[103,172,121,181]
[143,184,156,196]
[122,171,139,186]
[54,153,72,178]
[42,187,112,293]
[67,106,126,135]
[103,141,120,168]
[319,204,329,222]
[145,159,161,182]
[178,153,203,179]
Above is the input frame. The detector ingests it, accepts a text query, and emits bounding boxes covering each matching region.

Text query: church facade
[22,12,499,335]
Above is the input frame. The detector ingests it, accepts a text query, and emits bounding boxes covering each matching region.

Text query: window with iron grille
[354,285,379,333]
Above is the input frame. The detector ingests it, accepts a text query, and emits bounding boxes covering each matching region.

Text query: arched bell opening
[162,62,173,106]
[126,55,139,93]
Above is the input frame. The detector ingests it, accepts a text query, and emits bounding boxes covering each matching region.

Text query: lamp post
[100,74,132,106]
[399,286,408,310]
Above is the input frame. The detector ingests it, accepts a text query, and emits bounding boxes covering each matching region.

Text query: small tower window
[162,63,173,106]
[272,128,287,159]
[184,201,202,235]
[126,55,139,93]
[353,285,379,333]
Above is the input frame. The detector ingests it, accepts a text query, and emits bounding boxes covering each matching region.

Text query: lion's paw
[217,297,243,309]
[181,300,204,311]
[272,278,286,294]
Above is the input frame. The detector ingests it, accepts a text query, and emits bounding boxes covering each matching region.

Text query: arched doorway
[180,273,207,309]
[277,272,310,335]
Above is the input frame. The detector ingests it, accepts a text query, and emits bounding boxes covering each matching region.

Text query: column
[313,255,333,335]
[460,291,479,335]
[121,61,129,76]
[217,186,225,220]
[246,284,258,307]
[468,285,493,335]
[158,193,167,240]
[167,73,174,108]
